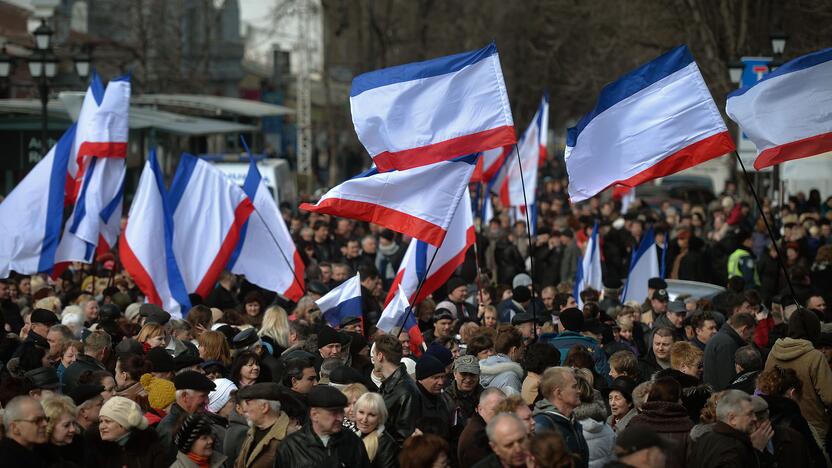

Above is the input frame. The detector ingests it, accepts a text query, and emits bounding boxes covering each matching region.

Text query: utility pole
[295,0,313,192]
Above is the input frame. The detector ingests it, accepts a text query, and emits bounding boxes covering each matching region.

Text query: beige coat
[234,412,290,468]
[765,337,832,445]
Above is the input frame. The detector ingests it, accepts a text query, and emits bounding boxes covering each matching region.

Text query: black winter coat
[417,382,453,439]
[84,426,170,468]
[629,401,693,468]
[379,364,422,446]
[62,354,106,394]
[689,421,762,468]
[655,368,712,424]
[0,438,46,468]
[703,324,747,391]
[274,423,370,468]
[366,430,399,468]
[761,394,826,468]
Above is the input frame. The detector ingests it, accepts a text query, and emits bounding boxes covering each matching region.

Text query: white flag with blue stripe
[621,226,660,303]
[317,273,363,328]
[574,222,603,307]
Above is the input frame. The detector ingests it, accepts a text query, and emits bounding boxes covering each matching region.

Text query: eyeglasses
[16,416,47,425]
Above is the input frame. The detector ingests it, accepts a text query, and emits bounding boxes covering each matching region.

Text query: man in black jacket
[372,334,421,445]
[62,330,111,394]
[703,313,755,391]
[275,385,370,468]
[415,355,453,439]
[0,396,48,468]
[690,389,772,468]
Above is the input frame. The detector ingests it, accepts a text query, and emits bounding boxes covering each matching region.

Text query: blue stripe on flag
[350,42,497,97]
[620,226,655,300]
[351,153,479,181]
[38,124,77,273]
[100,178,125,223]
[150,150,192,312]
[727,47,832,98]
[226,220,248,271]
[567,45,693,147]
[242,159,261,200]
[415,241,429,282]
[323,295,363,327]
[90,72,105,105]
[69,157,98,233]
[167,153,199,212]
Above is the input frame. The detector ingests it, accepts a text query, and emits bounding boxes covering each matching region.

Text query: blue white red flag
[317,273,362,328]
[0,72,130,277]
[383,191,475,307]
[499,95,548,210]
[228,156,305,301]
[350,43,515,172]
[119,151,191,316]
[378,284,425,351]
[168,154,254,300]
[300,154,478,247]
[574,222,603,308]
[621,226,660,303]
[471,145,511,184]
[565,45,735,202]
[726,48,832,170]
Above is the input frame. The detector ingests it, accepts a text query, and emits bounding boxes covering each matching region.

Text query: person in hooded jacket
[628,377,693,468]
[572,369,614,468]
[478,325,525,396]
[533,367,590,468]
[763,307,832,455]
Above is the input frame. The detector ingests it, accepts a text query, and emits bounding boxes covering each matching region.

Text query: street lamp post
[0,19,91,154]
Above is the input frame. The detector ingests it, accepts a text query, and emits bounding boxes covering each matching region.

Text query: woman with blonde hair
[136,323,167,352]
[197,330,232,367]
[258,305,290,355]
[354,392,398,468]
[34,296,61,315]
[41,395,84,466]
[340,383,369,434]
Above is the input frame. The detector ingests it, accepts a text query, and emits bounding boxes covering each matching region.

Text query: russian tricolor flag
[119,151,191,315]
[726,48,832,170]
[350,43,516,172]
[317,273,362,328]
[378,284,424,352]
[621,226,660,303]
[168,154,254,301]
[565,45,735,202]
[228,157,305,302]
[383,190,475,308]
[574,222,603,308]
[300,154,477,247]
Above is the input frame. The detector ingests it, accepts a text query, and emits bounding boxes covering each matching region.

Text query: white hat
[207,378,237,413]
[100,396,148,430]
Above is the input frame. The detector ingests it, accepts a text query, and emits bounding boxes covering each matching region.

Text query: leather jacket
[274,422,370,468]
[379,364,422,445]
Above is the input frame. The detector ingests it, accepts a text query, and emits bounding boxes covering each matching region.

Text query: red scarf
[186,452,210,468]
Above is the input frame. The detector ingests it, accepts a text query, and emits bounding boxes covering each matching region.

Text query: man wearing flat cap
[235,383,291,468]
[275,385,370,467]
[156,370,216,451]
[67,384,105,432]
[444,355,484,429]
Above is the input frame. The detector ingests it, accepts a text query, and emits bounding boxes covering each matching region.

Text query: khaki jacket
[234,412,290,468]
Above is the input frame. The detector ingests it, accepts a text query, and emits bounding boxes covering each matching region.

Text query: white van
[207,158,296,207]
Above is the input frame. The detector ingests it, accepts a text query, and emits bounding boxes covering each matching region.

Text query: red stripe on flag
[482,146,509,182]
[754,131,832,170]
[412,226,476,305]
[613,132,735,189]
[282,251,306,302]
[77,142,128,159]
[373,126,516,172]
[470,156,484,184]
[384,268,406,307]
[499,177,510,207]
[300,198,446,247]
[119,232,163,306]
[195,199,255,299]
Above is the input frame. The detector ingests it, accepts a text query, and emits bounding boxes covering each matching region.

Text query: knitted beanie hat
[139,373,176,411]
[174,413,214,453]
[207,378,238,413]
[100,396,148,430]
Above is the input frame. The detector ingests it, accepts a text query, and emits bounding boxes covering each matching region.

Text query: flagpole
[732,151,799,307]
[512,144,539,339]
[394,243,442,340]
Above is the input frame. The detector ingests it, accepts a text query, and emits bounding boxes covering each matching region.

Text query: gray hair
[485,412,525,441]
[479,387,506,406]
[716,389,752,422]
[48,324,74,341]
[319,358,342,381]
[354,392,388,429]
[251,399,281,414]
[4,396,38,430]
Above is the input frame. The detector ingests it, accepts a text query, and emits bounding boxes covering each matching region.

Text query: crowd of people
[0,166,831,468]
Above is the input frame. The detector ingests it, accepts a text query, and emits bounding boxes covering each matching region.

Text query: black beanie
[416,354,446,381]
[559,307,584,332]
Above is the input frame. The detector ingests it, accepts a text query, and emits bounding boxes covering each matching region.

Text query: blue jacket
[542,331,610,381]
[533,399,590,468]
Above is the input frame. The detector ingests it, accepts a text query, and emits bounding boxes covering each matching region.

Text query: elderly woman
[41,395,83,466]
[606,377,638,433]
[56,340,82,384]
[85,396,168,467]
[354,392,399,468]
[171,413,226,468]
[229,350,262,388]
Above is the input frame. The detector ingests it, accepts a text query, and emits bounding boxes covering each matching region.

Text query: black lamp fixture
[32,18,53,51]
[0,46,11,78]
[770,32,788,56]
